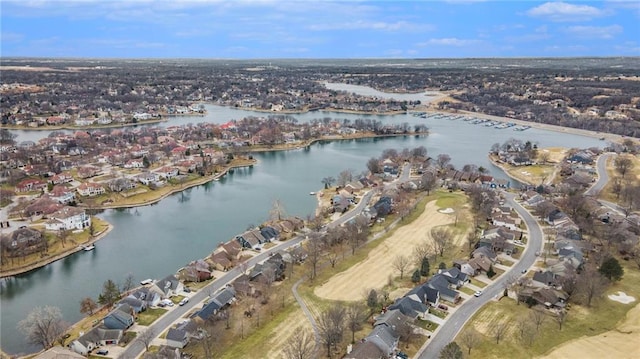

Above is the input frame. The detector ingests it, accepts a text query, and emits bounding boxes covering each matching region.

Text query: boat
[82,244,95,251]
[140,279,153,285]
[309,192,316,195]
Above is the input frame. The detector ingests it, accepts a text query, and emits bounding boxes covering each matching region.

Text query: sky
[1,0,639,58]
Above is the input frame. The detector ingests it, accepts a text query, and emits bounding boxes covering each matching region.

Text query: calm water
[1,89,605,355]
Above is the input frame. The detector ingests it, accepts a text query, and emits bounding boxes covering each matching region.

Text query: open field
[458,260,640,359]
[599,153,640,204]
[314,198,465,302]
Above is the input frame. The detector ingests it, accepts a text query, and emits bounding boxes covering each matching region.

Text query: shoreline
[0,222,113,278]
[487,154,537,187]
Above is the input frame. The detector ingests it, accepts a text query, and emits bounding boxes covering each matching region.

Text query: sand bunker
[608,291,636,304]
[438,207,455,214]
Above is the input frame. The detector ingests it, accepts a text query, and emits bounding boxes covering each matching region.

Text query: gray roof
[166,328,187,342]
[366,325,398,355]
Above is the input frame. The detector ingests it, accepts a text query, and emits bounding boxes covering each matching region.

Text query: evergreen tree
[599,256,624,281]
[487,265,496,278]
[420,256,430,277]
[411,269,421,283]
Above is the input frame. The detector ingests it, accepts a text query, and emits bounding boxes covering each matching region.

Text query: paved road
[120,183,380,358]
[585,152,615,196]
[417,191,543,358]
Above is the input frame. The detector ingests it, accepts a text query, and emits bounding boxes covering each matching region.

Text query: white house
[77,182,105,197]
[70,327,122,356]
[45,207,91,231]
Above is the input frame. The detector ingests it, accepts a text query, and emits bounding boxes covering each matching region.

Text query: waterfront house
[45,207,91,231]
[118,296,147,313]
[35,347,85,359]
[1,227,47,258]
[70,327,123,356]
[103,305,135,330]
[344,341,385,359]
[77,182,105,197]
[150,275,183,298]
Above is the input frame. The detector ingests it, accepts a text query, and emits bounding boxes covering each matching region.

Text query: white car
[474,290,483,297]
[179,298,189,306]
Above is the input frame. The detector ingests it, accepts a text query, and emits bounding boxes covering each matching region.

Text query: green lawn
[137,308,167,326]
[429,307,448,319]
[472,279,488,288]
[459,286,476,296]
[171,295,185,304]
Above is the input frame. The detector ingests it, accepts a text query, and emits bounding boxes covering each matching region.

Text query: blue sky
[1,0,639,58]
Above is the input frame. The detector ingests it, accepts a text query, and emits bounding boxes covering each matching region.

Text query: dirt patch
[265,310,314,359]
[541,303,640,359]
[314,200,458,301]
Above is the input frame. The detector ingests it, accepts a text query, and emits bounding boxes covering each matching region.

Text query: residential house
[130,287,161,308]
[16,178,47,193]
[388,295,429,320]
[344,341,385,359]
[438,267,470,288]
[426,275,461,303]
[70,327,123,356]
[45,207,91,231]
[453,259,478,277]
[532,271,559,287]
[35,347,85,359]
[407,283,440,307]
[365,325,399,358]
[77,182,105,197]
[259,226,279,242]
[118,296,147,314]
[236,228,268,250]
[546,209,570,227]
[136,172,160,186]
[47,185,75,204]
[150,275,183,299]
[49,172,73,185]
[156,166,179,180]
[207,251,232,272]
[103,305,135,330]
[166,328,189,349]
[1,227,47,258]
[183,259,214,281]
[124,159,144,169]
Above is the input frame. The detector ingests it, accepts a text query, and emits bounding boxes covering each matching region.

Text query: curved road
[417,192,543,358]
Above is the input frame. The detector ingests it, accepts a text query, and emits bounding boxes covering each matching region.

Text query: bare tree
[337,169,353,187]
[321,176,336,189]
[614,156,634,178]
[492,320,510,344]
[305,233,323,281]
[80,297,98,316]
[436,154,451,170]
[393,255,411,279]
[459,328,481,355]
[530,308,547,332]
[345,303,368,344]
[518,320,537,346]
[431,227,454,257]
[317,305,346,358]
[18,306,69,349]
[413,241,432,267]
[538,151,550,164]
[439,341,463,359]
[283,329,316,359]
[122,272,135,293]
[421,172,437,195]
[555,309,568,330]
[576,266,609,307]
[136,327,156,351]
[269,199,287,222]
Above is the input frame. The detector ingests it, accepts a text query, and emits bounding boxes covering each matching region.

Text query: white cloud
[565,25,623,39]
[527,2,605,22]
[0,31,25,43]
[309,20,433,32]
[418,38,480,47]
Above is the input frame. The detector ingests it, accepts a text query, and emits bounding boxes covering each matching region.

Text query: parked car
[179,298,189,306]
[474,290,483,297]
[96,349,109,355]
[183,287,191,293]
[438,304,448,311]
[521,269,527,274]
